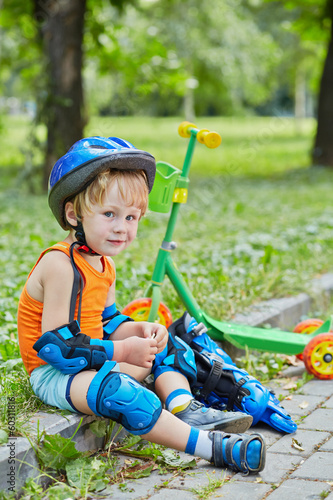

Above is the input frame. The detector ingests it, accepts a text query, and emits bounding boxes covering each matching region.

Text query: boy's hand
[141,323,168,353]
[122,336,158,368]
[111,320,168,353]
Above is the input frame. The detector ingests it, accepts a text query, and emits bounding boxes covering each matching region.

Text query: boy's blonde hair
[71,169,149,222]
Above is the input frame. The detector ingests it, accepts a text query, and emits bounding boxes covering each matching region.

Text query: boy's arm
[103,267,168,353]
[33,320,158,374]
[39,250,78,333]
[34,253,157,373]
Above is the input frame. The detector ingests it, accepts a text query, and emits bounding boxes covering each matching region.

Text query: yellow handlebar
[178,121,222,149]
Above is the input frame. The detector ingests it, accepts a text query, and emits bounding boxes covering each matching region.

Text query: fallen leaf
[285,395,293,400]
[298,401,309,409]
[284,355,303,366]
[292,438,305,452]
[283,382,297,390]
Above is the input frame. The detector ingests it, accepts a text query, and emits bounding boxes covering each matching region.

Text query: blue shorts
[30,364,77,413]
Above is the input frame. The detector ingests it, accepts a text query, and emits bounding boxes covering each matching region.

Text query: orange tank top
[17,242,116,375]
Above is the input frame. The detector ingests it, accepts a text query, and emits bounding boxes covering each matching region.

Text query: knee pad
[87,361,162,435]
[152,331,197,384]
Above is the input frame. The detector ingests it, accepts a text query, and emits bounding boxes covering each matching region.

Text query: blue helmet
[48,136,156,229]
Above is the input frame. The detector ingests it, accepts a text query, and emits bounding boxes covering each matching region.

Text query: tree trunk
[184,87,195,123]
[312,0,333,167]
[35,0,86,188]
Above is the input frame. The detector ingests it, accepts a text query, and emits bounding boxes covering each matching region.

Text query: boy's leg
[154,341,253,433]
[118,363,151,382]
[70,365,265,474]
[70,369,96,414]
[69,365,152,411]
[141,408,265,474]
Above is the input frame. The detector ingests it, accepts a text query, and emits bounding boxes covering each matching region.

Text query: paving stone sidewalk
[101,367,333,500]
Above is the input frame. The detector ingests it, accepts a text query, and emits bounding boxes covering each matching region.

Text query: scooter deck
[201,313,331,356]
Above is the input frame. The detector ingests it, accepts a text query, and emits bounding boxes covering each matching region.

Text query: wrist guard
[102,303,133,339]
[33,321,114,374]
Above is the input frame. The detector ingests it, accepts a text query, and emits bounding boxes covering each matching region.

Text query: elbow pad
[102,303,133,339]
[33,321,114,374]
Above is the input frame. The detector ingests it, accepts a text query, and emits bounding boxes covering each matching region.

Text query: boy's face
[81,181,141,257]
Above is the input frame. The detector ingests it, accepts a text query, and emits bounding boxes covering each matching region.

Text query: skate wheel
[122,298,173,328]
[303,333,333,380]
[293,319,324,360]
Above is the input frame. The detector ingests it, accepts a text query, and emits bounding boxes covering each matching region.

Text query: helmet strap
[69,221,100,256]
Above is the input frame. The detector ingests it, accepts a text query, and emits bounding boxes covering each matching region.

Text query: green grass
[86,115,316,177]
[0,114,315,179]
[0,113,331,435]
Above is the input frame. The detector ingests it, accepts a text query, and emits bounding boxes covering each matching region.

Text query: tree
[0,0,132,189]
[33,0,86,188]
[312,0,333,166]
[84,0,282,119]
[263,0,333,165]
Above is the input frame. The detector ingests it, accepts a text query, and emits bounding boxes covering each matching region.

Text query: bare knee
[70,370,96,414]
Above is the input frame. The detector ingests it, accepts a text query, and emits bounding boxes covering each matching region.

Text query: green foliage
[89,419,108,438]
[0,182,64,433]
[15,427,196,499]
[85,115,315,177]
[190,473,226,499]
[0,0,329,158]
[236,347,289,382]
[0,1,42,97]
[65,457,110,494]
[113,434,196,469]
[82,0,329,117]
[84,0,289,116]
[38,434,83,471]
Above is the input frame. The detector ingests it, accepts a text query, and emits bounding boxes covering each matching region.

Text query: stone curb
[1,273,333,495]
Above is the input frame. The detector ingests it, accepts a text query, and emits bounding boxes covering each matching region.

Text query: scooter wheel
[122,298,173,328]
[293,318,324,360]
[303,333,333,380]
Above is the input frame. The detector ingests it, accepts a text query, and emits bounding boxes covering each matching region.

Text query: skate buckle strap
[226,377,247,411]
[211,432,266,475]
[192,322,208,336]
[225,434,247,473]
[200,360,223,401]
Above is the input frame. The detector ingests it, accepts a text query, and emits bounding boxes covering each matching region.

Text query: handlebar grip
[198,129,222,149]
[178,121,222,148]
[178,121,197,138]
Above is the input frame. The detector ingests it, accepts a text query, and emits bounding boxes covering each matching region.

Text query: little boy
[17,136,265,473]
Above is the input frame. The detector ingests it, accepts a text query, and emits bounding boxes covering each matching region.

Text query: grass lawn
[1,113,333,433]
[86,115,316,177]
[0,114,315,178]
